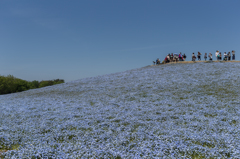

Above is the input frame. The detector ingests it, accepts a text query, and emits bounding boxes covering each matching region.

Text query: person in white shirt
[224,52,227,61]
[192,53,196,61]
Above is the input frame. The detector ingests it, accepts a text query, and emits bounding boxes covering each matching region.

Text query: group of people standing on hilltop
[192,50,235,61]
[162,53,187,63]
[154,50,236,65]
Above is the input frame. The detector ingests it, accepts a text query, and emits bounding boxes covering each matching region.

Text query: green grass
[0,144,20,158]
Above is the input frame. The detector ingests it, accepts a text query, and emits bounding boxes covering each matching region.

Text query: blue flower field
[1,62,240,158]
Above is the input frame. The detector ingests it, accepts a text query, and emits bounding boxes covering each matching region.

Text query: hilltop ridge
[151,60,240,66]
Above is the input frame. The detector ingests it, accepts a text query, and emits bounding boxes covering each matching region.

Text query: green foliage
[39,81,51,88]
[0,75,64,95]
[39,79,64,88]
[31,80,39,88]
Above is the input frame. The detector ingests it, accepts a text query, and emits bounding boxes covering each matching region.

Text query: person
[170,53,173,62]
[173,53,179,62]
[164,57,167,63]
[228,52,231,61]
[179,52,183,61]
[215,50,219,61]
[208,53,212,61]
[204,53,207,61]
[223,52,227,61]
[219,52,222,60]
[167,54,170,62]
[232,50,235,60]
[156,58,160,64]
[183,54,187,61]
[164,54,170,63]
[217,52,221,61]
[197,52,201,61]
[192,53,196,61]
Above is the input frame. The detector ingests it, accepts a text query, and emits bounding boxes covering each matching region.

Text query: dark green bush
[39,81,52,88]
[39,79,64,88]
[31,80,39,88]
[0,75,64,95]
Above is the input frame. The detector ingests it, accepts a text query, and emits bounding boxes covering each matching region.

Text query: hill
[1,62,240,158]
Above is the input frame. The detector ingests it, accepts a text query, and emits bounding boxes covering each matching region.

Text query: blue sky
[1,0,239,82]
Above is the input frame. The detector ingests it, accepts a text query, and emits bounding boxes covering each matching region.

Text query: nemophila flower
[1,62,240,158]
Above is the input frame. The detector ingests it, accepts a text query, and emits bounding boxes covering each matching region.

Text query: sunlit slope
[1,62,240,158]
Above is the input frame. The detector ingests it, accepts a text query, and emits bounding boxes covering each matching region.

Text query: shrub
[0,75,64,95]
[39,79,64,88]
[31,80,39,88]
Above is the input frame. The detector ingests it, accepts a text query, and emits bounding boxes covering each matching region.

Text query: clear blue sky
[1,0,239,82]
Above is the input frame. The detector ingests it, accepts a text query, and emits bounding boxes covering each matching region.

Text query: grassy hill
[1,62,240,158]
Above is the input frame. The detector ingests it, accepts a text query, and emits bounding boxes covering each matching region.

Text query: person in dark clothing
[232,50,235,60]
[156,58,160,64]
[228,52,231,61]
[197,52,201,61]
[183,54,187,61]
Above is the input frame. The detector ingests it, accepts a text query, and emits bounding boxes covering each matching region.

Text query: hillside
[1,62,240,158]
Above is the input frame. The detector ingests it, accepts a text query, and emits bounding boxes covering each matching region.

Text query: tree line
[0,75,64,95]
